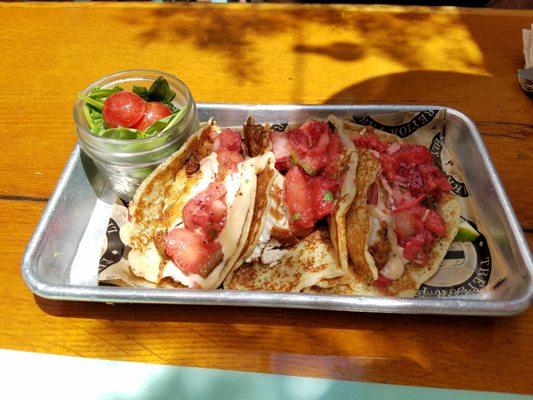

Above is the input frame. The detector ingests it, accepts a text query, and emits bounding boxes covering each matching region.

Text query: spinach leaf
[143,115,174,137]
[83,104,105,135]
[89,86,123,99]
[143,107,185,137]
[167,102,180,113]
[147,76,176,104]
[78,94,104,110]
[132,85,149,101]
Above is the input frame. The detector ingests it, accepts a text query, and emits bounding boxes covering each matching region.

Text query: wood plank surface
[0,3,531,395]
[0,3,531,226]
[1,198,532,393]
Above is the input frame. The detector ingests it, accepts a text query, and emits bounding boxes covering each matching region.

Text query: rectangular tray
[22,104,532,315]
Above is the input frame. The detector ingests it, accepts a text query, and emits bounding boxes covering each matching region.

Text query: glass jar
[73,69,199,200]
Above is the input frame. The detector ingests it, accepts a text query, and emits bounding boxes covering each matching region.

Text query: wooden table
[1,2,532,395]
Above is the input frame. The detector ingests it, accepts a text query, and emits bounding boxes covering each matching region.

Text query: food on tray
[78,77,182,139]
[119,115,461,297]
[306,119,460,296]
[120,119,272,288]
[223,117,356,290]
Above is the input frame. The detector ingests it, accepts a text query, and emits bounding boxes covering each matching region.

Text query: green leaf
[132,85,150,101]
[99,128,140,140]
[88,86,123,100]
[78,94,104,110]
[167,102,180,113]
[324,190,334,202]
[142,109,184,137]
[143,115,174,137]
[83,105,95,132]
[293,212,301,221]
[90,108,105,134]
[148,76,176,103]
[83,105,105,135]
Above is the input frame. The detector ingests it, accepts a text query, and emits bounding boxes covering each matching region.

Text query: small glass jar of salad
[73,69,199,200]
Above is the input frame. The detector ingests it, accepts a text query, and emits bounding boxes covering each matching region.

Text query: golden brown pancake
[321,117,461,297]
[121,120,269,288]
[224,230,344,292]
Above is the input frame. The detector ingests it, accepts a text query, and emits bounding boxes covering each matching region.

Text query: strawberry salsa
[270,120,344,236]
[163,128,245,277]
[79,77,181,140]
[354,131,452,268]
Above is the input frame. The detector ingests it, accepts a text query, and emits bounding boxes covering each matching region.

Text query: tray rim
[21,103,533,315]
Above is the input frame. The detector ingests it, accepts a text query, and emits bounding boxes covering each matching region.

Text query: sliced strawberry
[309,175,339,220]
[182,182,227,238]
[284,166,315,233]
[218,128,243,152]
[287,121,331,175]
[424,209,446,236]
[353,133,388,153]
[217,150,244,172]
[164,228,223,277]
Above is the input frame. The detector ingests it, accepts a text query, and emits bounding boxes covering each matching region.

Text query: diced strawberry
[308,127,330,158]
[353,133,389,153]
[395,145,433,166]
[217,150,244,172]
[379,153,400,182]
[218,128,243,153]
[309,175,339,220]
[164,228,223,277]
[286,121,332,175]
[182,182,227,239]
[417,164,452,198]
[393,211,423,244]
[367,183,378,205]
[284,166,315,233]
[424,209,446,236]
[403,238,424,262]
[402,230,433,264]
[270,131,293,167]
[324,132,343,177]
[275,157,292,172]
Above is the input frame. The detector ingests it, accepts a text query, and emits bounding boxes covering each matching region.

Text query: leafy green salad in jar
[79,77,185,140]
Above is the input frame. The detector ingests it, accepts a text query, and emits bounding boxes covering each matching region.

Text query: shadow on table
[35,294,531,392]
[29,7,533,393]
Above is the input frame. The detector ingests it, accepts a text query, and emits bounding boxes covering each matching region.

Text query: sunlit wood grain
[0,3,532,394]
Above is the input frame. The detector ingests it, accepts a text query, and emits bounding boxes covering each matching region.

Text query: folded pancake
[225,230,344,292]
[238,118,298,263]
[224,117,356,291]
[320,118,461,297]
[327,116,359,273]
[121,120,272,289]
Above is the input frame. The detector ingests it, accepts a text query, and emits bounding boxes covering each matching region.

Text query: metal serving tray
[22,104,532,315]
